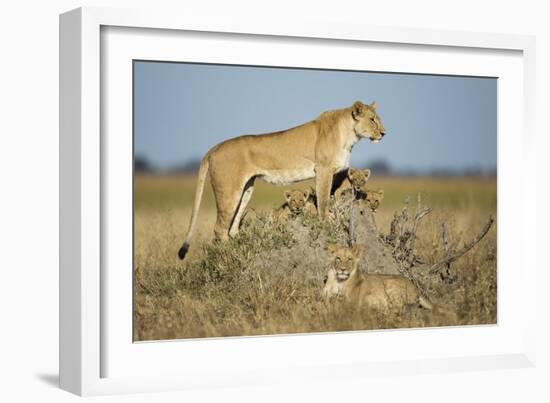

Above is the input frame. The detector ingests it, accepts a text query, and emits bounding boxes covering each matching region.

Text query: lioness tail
[178,156,210,260]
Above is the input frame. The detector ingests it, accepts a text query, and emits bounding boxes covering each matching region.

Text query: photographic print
[133,61,497,341]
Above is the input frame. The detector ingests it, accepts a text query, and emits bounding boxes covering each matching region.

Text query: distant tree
[461,167,483,177]
[134,156,154,173]
[364,159,392,176]
[430,168,456,177]
[169,159,201,174]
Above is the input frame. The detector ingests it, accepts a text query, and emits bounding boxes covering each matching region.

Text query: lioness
[322,244,432,311]
[277,189,317,219]
[332,167,371,199]
[178,101,386,260]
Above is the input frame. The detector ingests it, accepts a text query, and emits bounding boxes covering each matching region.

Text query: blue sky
[134,61,496,173]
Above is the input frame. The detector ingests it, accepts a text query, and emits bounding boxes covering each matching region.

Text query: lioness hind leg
[214,207,237,241]
[212,188,244,242]
[229,178,255,237]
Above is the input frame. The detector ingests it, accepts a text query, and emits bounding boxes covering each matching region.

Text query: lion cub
[359,189,384,212]
[323,244,432,311]
[277,189,317,219]
[332,168,371,199]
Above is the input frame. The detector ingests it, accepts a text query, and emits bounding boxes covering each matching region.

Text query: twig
[394,253,429,299]
[393,197,410,253]
[386,212,399,246]
[430,216,494,273]
[348,189,356,246]
[282,289,297,307]
[440,221,451,280]
[390,212,399,237]
[399,196,410,239]
[408,207,432,252]
[442,221,449,255]
[413,208,432,234]
[257,272,264,293]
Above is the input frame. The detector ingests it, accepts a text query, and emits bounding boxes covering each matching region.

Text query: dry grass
[134,174,497,341]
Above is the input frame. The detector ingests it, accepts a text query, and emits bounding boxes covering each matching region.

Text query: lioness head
[347,168,371,193]
[351,101,386,142]
[284,189,310,214]
[364,189,384,212]
[327,244,363,282]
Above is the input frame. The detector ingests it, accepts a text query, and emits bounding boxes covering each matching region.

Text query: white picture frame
[59,6,537,396]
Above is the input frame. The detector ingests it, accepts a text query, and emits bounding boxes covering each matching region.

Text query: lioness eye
[348,257,353,261]
[335,257,341,262]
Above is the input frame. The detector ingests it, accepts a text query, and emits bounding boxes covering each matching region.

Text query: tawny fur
[332,167,371,199]
[322,244,432,311]
[276,189,317,220]
[359,189,384,212]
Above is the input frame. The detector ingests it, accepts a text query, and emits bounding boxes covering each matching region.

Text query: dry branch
[430,216,494,274]
[399,196,410,240]
[413,208,432,234]
[408,207,432,252]
[440,221,452,281]
[346,193,494,294]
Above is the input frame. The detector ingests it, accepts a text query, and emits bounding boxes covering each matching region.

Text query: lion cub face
[327,244,363,282]
[364,189,384,212]
[347,168,371,194]
[351,101,386,143]
[284,189,310,214]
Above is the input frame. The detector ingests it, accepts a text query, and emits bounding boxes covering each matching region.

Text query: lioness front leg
[315,167,334,219]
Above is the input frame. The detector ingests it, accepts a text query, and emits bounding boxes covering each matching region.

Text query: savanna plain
[134,174,497,341]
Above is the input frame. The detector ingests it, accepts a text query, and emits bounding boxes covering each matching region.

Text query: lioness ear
[352,101,365,120]
[370,101,378,110]
[302,189,310,200]
[284,190,292,202]
[363,169,371,180]
[348,167,358,178]
[326,243,338,255]
[378,189,384,198]
[351,244,364,258]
